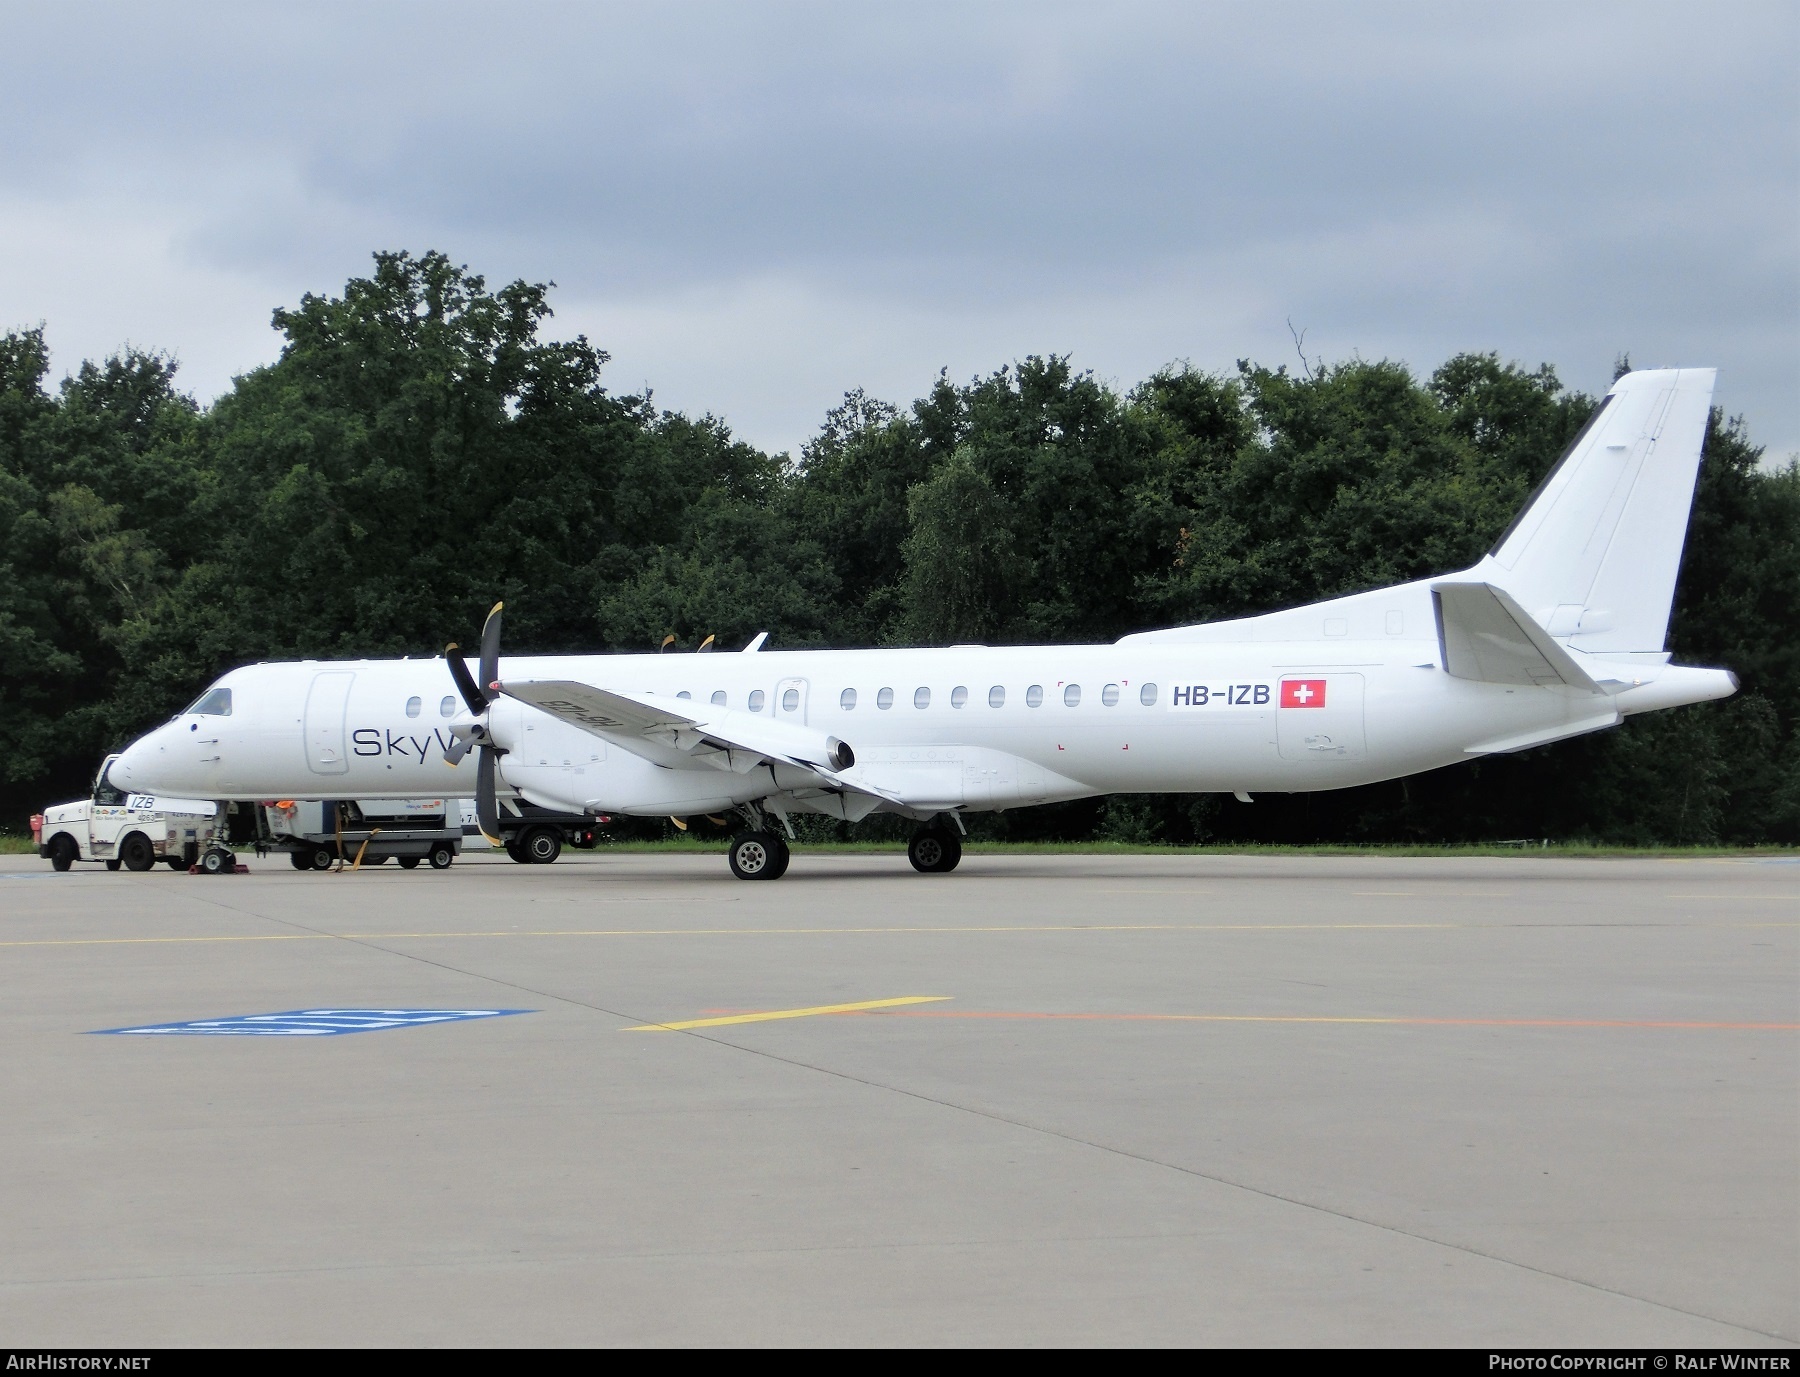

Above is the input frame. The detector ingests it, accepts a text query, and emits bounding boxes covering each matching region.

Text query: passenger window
[439,695,456,717]
[840,687,857,710]
[405,696,422,718]
[1064,684,1081,707]
[877,687,894,710]
[782,687,799,712]
[677,690,692,700]
[1102,684,1120,707]
[1026,684,1043,707]
[988,685,1005,708]
[184,687,232,716]
[711,690,726,706]
[951,686,968,708]
[914,687,930,709]
[749,689,765,712]
[1140,682,1158,706]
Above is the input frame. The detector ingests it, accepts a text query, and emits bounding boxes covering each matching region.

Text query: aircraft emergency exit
[110,368,1737,879]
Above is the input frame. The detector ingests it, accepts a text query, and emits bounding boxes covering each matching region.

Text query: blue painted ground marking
[90,1008,534,1036]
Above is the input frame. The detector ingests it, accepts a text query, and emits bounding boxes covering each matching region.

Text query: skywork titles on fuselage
[352,727,462,765]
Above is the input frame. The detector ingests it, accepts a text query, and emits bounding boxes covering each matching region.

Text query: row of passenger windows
[670,683,1162,711]
[842,683,1156,709]
[405,682,1166,718]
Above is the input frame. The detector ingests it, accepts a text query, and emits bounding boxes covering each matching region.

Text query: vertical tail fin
[1480,367,1715,655]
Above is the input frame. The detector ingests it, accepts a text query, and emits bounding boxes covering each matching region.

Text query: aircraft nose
[107,737,150,789]
[109,723,176,790]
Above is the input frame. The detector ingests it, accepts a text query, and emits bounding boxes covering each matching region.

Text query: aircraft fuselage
[114,630,1651,817]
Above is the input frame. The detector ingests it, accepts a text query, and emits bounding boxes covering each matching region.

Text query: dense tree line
[3,251,1796,843]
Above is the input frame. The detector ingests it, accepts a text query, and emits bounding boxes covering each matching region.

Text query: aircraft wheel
[119,832,156,872]
[50,836,78,872]
[518,825,562,865]
[766,834,791,879]
[397,855,421,870]
[308,846,334,871]
[200,847,233,875]
[428,843,455,870]
[728,831,783,881]
[106,859,123,871]
[907,828,962,874]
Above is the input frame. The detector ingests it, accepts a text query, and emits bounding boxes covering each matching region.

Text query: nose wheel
[728,831,790,881]
[908,827,962,874]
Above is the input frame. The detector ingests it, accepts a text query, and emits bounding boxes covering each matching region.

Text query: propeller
[445,601,506,843]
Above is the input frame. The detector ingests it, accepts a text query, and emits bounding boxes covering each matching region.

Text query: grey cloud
[0,1,1793,456]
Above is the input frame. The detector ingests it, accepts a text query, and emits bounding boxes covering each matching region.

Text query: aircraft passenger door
[774,677,808,725]
[303,671,355,776]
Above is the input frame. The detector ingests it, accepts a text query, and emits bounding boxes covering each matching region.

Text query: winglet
[742,632,769,653]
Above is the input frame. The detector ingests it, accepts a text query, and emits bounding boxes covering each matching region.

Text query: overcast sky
[2,2,1795,460]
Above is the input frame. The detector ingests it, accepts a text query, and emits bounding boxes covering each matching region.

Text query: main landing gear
[727,830,790,881]
[723,806,963,881]
[907,826,962,874]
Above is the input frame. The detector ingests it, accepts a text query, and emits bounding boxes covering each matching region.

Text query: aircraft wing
[498,679,864,781]
[1431,582,1603,692]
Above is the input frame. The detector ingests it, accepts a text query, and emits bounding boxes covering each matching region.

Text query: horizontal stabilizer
[1432,582,1602,692]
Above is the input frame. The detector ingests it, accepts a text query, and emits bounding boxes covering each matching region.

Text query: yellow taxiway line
[0,923,1459,948]
[862,1010,1799,1030]
[2,917,1794,950]
[625,996,951,1031]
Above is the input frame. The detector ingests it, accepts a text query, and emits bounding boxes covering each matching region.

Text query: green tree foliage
[3,251,1796,844]
[899,447,1025,644]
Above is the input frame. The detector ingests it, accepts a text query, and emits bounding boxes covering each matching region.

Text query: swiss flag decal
[1280,678,1327,708]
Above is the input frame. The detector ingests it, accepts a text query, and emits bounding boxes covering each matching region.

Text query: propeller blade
[479,601,504,696]
[444,732,474,766]
[445,643,488,715]
[476,748,501,844]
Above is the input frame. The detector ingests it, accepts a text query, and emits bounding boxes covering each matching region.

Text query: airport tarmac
[0,848,1793,1347]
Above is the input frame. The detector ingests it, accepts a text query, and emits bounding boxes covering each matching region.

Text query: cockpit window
[184,687,233,716]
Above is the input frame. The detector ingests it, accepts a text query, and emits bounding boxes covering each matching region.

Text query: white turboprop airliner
[110,368,1736,879]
